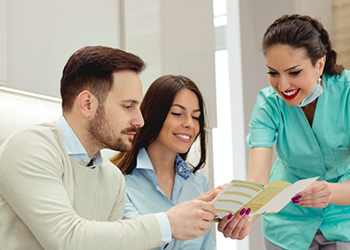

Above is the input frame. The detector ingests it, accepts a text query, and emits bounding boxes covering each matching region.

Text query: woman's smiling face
[266,44,325,106]
[152,88,201,155]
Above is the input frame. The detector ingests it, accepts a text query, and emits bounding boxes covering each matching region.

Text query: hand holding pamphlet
[211,176,319,221]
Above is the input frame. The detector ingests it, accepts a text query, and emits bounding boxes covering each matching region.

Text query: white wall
[0,0,6,83]
[125,0,217,128]
[5,0,121,98]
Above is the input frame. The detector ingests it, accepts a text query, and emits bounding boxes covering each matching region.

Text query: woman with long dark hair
[111,75,217,250]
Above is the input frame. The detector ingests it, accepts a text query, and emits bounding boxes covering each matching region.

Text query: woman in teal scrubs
[218,14,350,249]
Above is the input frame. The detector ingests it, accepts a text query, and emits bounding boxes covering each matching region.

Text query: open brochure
[212,176,319,221]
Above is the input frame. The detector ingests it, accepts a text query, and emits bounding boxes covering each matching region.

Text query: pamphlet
[212,176,319,221]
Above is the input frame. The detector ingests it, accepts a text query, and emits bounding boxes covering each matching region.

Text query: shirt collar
[174,154,192,180]
[136,148,192,180]
[56,115,103,168]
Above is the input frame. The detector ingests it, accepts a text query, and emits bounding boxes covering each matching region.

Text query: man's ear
[77,90,98,118]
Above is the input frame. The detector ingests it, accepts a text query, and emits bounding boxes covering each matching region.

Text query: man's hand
[195,184,227,202]
[166,200,216,240]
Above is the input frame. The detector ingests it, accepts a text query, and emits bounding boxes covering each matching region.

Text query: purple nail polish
[246,208,251,215]
[227,213,233,220]
[240,208,246,215]
[292,195,302,201]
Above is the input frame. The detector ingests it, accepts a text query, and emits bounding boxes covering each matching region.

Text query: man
[0,46,217,250]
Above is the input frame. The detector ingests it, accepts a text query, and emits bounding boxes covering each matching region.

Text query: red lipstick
[281,89,300,100]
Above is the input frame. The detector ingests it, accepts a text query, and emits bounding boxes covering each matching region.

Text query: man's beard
[88,104,137,152]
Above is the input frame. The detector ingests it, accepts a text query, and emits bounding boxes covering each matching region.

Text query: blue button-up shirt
[56,116,102,168]
[123,148,216,250]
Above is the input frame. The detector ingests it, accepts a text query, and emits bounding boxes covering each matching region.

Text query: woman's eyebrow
[171,104,200,112]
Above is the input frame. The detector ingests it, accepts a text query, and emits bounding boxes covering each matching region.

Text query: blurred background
[1,0,349,249]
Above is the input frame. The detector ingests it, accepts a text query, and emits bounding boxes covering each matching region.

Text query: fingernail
[227,213,233,220]
[240,208,246,215]
[292,200,299,204]
[292,195,302,202]
[246,208,251,215]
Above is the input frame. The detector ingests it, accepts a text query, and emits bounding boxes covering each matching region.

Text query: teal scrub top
[247,70,350,249]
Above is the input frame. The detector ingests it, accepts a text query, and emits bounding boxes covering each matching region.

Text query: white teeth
[176,134,190,140]
[283,89,298,96]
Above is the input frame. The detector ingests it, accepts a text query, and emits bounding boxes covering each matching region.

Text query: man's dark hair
[60,46,145,112]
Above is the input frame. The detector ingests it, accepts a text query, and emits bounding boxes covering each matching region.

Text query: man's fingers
[201,220,212,231]
[195,185,226,202]
[201,201,217,215]
[195,190,217,202]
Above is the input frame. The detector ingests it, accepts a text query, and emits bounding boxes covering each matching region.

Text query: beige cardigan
[0,123,161,250]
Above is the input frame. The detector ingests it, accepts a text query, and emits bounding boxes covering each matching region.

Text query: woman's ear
[318,55,326,76]
[77,90,98,118]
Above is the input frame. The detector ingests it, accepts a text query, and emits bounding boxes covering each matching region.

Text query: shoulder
[1,122,64,155]
[250,86,284,126]
[323,70,350,98]
[324,70,350,88]
[0,123,68,179]
[255,86,282,108]
[103,158,125,179]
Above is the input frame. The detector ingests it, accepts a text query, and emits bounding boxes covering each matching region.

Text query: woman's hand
[292,181,332,208]
[217,208,252,240]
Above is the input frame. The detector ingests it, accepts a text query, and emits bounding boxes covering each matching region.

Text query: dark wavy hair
[111,75,207,174]
[60,46,145,113]
[262,14,344,76]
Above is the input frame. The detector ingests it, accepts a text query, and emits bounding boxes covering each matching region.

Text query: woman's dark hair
[262,14,344,76]
[111,75,207,174]
[60,46,145,113]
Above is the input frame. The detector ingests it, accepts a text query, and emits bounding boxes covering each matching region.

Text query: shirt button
[316,216,320,219]
[83,158,88,162]
[316,159,320,162]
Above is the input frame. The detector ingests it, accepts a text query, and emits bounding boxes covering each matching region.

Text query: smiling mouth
[281,89,300,99]
[174,134,191,140]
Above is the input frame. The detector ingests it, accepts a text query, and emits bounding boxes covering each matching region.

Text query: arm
[217,147,273,240]
[122,171,217,248]
[294,180,350,207]
[328,181,350,205]
[0,130,161,250]
[247,147,273,184]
